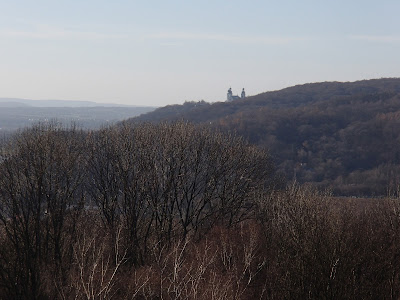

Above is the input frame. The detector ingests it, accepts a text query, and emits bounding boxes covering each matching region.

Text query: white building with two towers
[227,87,245,102]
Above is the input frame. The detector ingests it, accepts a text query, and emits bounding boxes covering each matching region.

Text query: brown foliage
[2,122,400,299]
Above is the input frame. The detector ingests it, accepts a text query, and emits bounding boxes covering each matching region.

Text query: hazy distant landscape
[0,98,156,131]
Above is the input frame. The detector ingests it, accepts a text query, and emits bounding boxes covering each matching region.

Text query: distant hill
[131,78,400,123]
[127,78,400,196]
[0,101,30,108]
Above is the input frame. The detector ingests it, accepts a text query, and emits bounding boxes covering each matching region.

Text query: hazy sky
[1,1,399,106]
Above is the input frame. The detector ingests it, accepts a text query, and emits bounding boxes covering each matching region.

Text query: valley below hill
[0,99,155,132]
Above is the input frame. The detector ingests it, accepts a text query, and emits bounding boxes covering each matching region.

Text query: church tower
[241,88,246,99]
[227,87,233,101]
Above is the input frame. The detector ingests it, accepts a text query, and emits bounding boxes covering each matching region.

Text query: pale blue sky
[1,1,399,106]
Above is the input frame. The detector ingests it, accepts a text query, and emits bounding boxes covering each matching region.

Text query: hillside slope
[128,78,400,196]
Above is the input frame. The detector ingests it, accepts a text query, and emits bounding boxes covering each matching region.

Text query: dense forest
[130,78,400,196]
[2,122,400,299]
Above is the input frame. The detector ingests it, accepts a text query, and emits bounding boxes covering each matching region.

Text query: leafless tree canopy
[0,122,400,299]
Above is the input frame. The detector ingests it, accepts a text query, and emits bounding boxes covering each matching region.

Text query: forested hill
[131,78,400,123]
[127,78,400,196]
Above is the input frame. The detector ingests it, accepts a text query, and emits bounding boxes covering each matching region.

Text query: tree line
[1,122,400,299]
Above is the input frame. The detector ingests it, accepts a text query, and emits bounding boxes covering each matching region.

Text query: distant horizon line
[2,77,399,108]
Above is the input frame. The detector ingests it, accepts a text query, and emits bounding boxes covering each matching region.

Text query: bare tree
[87,122,276,265]
[0,122,86,299]
[71,224,127,300]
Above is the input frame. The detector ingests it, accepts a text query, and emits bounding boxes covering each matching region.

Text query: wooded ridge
[129,78,400,196]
